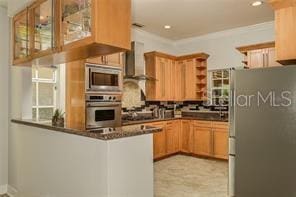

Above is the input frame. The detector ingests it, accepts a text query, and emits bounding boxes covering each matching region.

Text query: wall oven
[85,64,123,93]
[86,95,122,129]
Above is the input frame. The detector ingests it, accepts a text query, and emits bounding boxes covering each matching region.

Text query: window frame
[32,67,57,121]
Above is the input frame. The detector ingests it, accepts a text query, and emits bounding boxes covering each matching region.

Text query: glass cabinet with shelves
[32,0,54,54]
[62,0,92,45]
[210,69,230,106]
[13,9,30,62]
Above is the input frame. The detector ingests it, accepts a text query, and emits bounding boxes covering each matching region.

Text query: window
[32,66,57,121]
[210,69,230,106]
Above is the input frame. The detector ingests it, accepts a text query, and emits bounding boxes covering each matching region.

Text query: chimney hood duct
[124,41,155,81]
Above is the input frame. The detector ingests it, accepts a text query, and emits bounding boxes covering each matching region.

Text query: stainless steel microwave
[85,64,123,93]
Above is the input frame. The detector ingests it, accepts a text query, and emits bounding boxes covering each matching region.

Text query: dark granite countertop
[11,119,162,141]
[122,116,228,126]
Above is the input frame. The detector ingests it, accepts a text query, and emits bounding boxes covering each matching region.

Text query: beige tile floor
[154,155,228,197]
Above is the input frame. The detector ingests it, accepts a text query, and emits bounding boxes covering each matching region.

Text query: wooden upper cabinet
[247,49,265,68]
[86,52,124,67]
[145,51,209,101]
[12,0,131,66]
[175,61,185,101]
[237,42,283,68]
[184,59,197,100]
[13,9,31,65]
[145,53,173,101]
[268,1,296,65]
[31,0,56,58]
[61,0,131,54]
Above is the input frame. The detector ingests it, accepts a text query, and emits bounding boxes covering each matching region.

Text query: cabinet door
[175,61,184,101]
[213,129,228,160]
[146,122,166,159]
[166,120,180,155]
[212,122,229,160]
[247,49,264,68]
[184,59,196,100]
[106,53,124,67]
[13,9,30,62]
[61,0,92,45]
[266,48,282,67]
[32,0,54,55]
[192,125,212,156]
[180,120,193,153]
[164,59,174,100]
[155,57,166,100]
[86,56,104,64]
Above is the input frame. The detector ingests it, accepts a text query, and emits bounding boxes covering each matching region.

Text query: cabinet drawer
[193,120,212,128]
[212,121,229,130]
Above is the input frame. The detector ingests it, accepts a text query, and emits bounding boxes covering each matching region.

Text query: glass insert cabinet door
[32,0,54,53]
[14,9,30,60]
[62,0,92,45]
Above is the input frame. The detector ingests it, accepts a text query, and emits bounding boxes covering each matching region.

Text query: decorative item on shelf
[52,109,65,127]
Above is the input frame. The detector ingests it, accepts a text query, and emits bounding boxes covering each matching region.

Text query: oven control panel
[86,95,121,102]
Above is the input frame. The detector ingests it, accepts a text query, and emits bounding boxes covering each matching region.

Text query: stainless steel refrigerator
[229,65,296,197]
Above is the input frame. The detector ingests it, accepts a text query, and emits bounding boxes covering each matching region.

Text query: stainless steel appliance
[85,64,123,93]
[86,95,122,129]
[229,66,296,197]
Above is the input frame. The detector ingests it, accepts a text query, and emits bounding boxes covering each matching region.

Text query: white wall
[175,21,275,70]
[132,28,176,54]
[0,6,9,194]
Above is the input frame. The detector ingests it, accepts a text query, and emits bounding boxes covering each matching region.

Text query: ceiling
[0,0,7,8]
[132,0,274,40]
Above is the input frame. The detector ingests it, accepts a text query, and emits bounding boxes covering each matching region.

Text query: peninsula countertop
[11,119,162,141]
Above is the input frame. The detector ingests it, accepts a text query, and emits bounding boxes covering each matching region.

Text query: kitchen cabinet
[212,122,229,160]
[144,119,228,161]
[31,0,56,57]
[175,61,185,101]
[237,42,282,68]
[86,53,124,67]
[269,1,296,65]
[192,121,212,156]
[13,9,31,65]
[166,120,180,155]
[180,120,193,153]
[12,0,131,66]
[145,51,209,101]
[145,53,176,101]
[145,122,167,159]
[183,59,196,100]
[60,0,131,61]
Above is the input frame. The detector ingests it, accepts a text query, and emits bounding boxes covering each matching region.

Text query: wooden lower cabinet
[166,120,181,155]
[192,126,212,156]
[212,122,229,160]
[149,122,167,159]
[146,120,229,160]
[180,120,193,153]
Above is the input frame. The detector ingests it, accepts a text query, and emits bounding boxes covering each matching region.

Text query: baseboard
[7,185,17,197]
[0,184,7,195]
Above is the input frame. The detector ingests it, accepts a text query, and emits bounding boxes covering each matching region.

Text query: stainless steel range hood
[124,41,155,81]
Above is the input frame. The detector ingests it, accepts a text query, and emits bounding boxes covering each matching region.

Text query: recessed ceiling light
[251,1,263,6]
[164,25,171,29]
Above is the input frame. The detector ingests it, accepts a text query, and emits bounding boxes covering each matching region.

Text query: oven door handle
[86,102,121,107]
